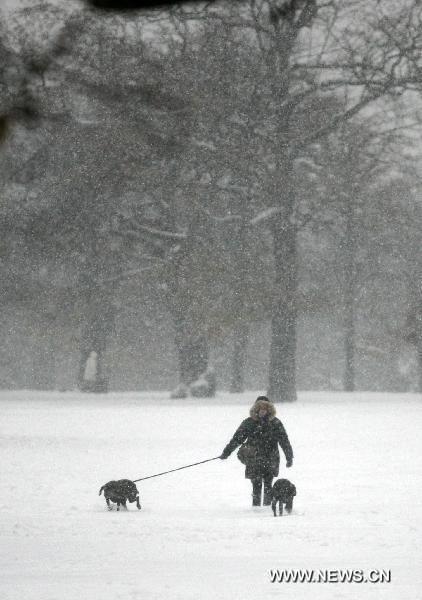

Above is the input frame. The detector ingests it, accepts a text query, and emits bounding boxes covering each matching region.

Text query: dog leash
[132,456,221,483]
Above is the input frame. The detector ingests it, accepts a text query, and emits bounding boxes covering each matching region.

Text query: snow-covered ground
[1,390,421,600]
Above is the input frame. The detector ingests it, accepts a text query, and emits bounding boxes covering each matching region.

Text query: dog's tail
[99,485,105,496]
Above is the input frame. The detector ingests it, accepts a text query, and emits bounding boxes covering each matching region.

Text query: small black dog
[271,478,296,517]
[99,479,141,511]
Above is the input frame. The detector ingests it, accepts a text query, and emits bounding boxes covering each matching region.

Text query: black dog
[99,479,141,511]
[271,478,296,517]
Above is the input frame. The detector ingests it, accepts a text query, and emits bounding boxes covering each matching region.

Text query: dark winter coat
[221,401,293,480]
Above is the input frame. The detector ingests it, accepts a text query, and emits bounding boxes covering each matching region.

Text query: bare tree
[154,0,422,400]
[307,116,419,390]
[3,0,422,395]
[176,0,422,401]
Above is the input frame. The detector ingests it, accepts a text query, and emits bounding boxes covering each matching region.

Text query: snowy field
[1,390,421,600]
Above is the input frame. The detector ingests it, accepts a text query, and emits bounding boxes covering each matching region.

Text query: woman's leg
[251,477,263,506]
[263,474,274,506]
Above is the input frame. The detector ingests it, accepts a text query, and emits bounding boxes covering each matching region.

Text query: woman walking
[220,396,293,506]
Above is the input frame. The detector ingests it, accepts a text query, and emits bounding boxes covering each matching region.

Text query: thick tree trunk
[168,208,211,394]
[343,198,357,392]
[230,322,249,393]
[171,287,210,389]
[178,331,209,386]
[268,177,298,403]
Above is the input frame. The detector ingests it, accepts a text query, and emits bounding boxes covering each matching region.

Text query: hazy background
[1,0,421,394]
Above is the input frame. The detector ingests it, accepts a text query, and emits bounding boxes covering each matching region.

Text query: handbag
[237,443,257,465]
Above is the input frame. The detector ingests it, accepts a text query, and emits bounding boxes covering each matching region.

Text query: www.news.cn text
[269,569,391,584]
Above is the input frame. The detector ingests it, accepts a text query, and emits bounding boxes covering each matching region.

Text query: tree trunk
[344,282,356,392]
[266,22,300,403]
[268,176,298,403]
[32,345,56,390]
[230,322,249,393]
[178,332,209,386]
[343,198,357,392]
[168,208,211,392]
[417,336,422,394]
[230,216,250,393]
[414,302,422,393]
[32,311,57,390]
[404,283,422,393]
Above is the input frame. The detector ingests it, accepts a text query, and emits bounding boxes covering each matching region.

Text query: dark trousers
[251,474,273,506]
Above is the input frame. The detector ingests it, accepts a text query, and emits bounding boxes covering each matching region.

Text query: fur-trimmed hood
[249,398,276,421]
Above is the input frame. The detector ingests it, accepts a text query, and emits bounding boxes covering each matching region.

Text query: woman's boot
[263,476,273,506]
[252,478,262,506]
